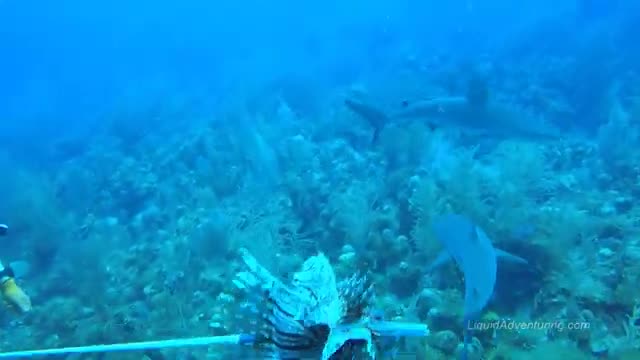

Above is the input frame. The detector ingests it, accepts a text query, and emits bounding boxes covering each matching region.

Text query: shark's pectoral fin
[495,249,528,265]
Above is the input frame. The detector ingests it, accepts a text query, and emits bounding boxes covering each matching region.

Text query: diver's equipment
[0,224,7,236]
[0,259,32,313]
[0,276,31,313]
[0,248,429,359]
[0,336,256,358]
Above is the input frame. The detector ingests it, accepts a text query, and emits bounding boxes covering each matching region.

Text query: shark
[344,80,562,143]
[428,214,528,360]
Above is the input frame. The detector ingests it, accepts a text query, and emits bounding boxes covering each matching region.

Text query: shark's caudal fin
[345,97,441,143]
[344,98,389,144]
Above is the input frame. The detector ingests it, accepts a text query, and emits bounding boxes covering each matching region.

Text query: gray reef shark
[428,214,528,360]
[344,82,561,143]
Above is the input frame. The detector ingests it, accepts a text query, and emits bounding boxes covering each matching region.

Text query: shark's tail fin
[344,98,389,144]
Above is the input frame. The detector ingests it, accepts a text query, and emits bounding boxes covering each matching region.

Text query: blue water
[1,0,639,359]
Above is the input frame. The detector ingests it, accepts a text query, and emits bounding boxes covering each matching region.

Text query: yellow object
[1,278,31,313]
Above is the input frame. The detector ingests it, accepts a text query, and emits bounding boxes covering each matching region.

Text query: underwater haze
[1,0,640,359]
